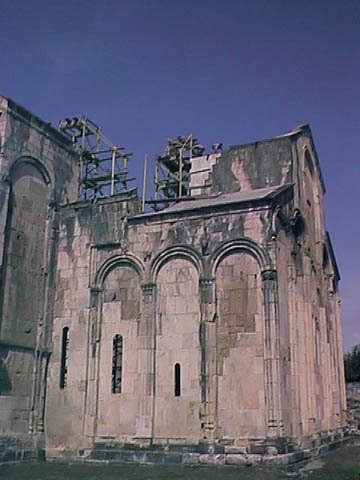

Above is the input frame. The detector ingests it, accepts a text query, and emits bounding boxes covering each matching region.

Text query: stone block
[182,452,200,464]
[225,453,251,465]
[199,453,225,464]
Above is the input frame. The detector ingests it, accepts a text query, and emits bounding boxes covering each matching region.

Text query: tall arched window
[60,327,69,389]
[112,335,123,394]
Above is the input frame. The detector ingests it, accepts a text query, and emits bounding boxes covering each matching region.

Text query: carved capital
[90,286,102,308]
[199,278,214,288]
[141,282,155,297]
[199,277,215,305]
[261,269,277,282]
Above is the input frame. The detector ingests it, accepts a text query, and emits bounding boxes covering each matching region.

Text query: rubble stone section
[1,162,49,347]
[0,97,348,465]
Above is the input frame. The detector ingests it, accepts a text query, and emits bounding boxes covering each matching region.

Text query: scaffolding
[59,117,134,200]
[150,134,205,210]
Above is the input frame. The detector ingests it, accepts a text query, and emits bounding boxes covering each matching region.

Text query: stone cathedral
[0,95,347,465]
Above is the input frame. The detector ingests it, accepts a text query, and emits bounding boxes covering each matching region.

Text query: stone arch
[209,238,272,277]
[304,146,315,177]
[150,245,204,282]
[153,254,202,441]
[0,155,51,348]
[9,156,52,186]
[94,253,145,289]
[302,146,322,246]
[214,247,266,440]
[95,254,143,438]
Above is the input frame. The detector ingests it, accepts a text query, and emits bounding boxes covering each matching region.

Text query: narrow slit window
[60,327,69,389]
[174,363,181,397]
[112,335,123,394]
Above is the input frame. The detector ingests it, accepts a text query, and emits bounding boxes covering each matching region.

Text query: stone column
[30,206,57,434]
[137,283,156,439]
[199,277,217,441]
[83,287,102,437]
[287,260,301,438]
[262,269,284,437]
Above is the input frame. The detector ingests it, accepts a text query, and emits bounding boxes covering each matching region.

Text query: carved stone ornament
[261,269,277,282]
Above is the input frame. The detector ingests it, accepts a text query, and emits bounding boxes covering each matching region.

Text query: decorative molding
[261,269,277,282]
[150,245,204,280]
[141,282,155,297]
[94,253,145,287]
[209,237,273,276]
[199,278,214,288]
[199,277,215,307]
[9,155,52,185]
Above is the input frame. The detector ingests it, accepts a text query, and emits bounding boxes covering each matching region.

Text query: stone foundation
[0,435,44,464]
[41,430,352,467]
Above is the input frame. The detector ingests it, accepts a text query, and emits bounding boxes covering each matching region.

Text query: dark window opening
[60,327,69,389]
[314,318,320,366]
[174,363,181,397]
[112,335,123,394]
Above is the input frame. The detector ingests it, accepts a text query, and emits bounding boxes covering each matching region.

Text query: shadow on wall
[0,351,12,394]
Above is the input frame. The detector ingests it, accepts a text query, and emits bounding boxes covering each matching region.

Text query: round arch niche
[154,256,202,441]
[101,263,141,320]
[1,158,51,346]
[215,250,266,440]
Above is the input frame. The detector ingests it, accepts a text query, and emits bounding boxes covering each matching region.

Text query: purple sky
[1,0,359,351]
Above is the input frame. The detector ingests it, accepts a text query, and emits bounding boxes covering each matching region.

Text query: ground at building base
[1,442,360,480]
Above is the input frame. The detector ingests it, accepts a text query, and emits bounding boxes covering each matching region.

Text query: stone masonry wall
[0,96,78,439]
[154,258,201,441]
[216,252,265,440]
[45,196,277,454]
[0,100,347,465]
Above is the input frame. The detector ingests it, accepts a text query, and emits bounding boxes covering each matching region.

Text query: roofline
[131,184,294,222]
[228,124,310,150]
[0,94,75,152]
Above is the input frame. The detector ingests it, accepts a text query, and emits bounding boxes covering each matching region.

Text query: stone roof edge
[131,184,294,223]
[0,94,76,154]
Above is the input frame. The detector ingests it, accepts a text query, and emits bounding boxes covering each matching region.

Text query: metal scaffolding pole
[151,134,205,211]
[58,117,134,201]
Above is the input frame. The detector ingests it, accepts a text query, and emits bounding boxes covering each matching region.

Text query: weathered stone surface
[199,453,225,464]
[225,453,251,465]
[0,97,347,465]
[182,452,200,464]
[347,383,360,432]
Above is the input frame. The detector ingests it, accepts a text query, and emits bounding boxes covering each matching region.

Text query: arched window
[112,335,123,394]
[60,327,69,389]
[174,363,181,397]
